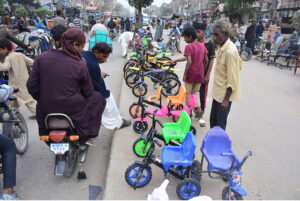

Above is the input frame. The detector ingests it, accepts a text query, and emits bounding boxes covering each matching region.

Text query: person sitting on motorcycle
[107,18,116,33]
[0,39,36,119]
[0,85,19,200]
[27,28,105,145]
[82,43,131,130]
[166,26,181,53]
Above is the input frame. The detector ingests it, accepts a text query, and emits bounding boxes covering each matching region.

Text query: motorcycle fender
[54,155,65,176]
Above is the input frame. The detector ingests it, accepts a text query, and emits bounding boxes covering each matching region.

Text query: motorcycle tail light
[40,136,49,142]
[49,131,67,143]
[69,135,79,141]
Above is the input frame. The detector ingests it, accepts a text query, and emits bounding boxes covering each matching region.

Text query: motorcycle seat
[45,113,75,130]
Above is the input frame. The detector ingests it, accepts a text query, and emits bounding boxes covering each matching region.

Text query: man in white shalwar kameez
[118,31,134,58]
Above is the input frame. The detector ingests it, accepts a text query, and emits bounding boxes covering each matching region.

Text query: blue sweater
[82,51,110,99]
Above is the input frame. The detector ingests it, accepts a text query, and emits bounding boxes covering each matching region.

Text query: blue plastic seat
[161,132,197,171]
[200,127,241,172]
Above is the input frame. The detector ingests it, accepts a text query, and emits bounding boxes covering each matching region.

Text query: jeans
[0,135,16,189]
[210,99,232,130]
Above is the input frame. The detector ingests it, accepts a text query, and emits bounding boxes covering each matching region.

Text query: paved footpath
[104,31,300,200]
[4,38,123,199]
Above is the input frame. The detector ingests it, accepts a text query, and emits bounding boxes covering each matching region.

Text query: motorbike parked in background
[109,29,117,40]
[235,37,252,61]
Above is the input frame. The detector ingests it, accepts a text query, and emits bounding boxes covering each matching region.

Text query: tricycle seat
[200,127,241,172]
[162,111,191,144]
[161,132,196,171]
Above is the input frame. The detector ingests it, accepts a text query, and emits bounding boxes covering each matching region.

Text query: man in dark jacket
[82,43,131,130]
[107,18,116,30]
[17,17,30,33]
[245,19,257,53]
[125,18,131,31]
[256,20,264,38]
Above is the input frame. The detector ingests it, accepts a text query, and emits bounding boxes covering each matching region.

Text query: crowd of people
[1,7,299,199]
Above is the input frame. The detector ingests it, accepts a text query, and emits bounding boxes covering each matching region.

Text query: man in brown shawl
[27,28,105,144]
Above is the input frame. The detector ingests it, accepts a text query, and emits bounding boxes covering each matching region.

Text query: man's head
[251,19,257,26]
[212,19,231,46]
[0,39,12,56]
[56,10,62,16]
[172,26,176,30]
[147,27,151,31]
[157,19,160,24]
[50,25,67,48]
[182,27,197,44]
[193,22,206,41]
[110,18,113,21]
[92,43,112,64]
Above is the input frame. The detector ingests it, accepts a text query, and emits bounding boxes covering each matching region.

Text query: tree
[128,0,154,27]
[35,7,50,19]
[224,0,257,23]
[292,14,300,32]
[7,0,34,12]
[0,0,5,14]
[143,8,151,16]
[15,6,28,18]
[113,3,124,13]
[161,6,173,17]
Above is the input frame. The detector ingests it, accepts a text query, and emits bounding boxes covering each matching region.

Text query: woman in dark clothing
[27,28,105,144]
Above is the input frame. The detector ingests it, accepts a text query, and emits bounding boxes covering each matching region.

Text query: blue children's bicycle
[125,131,202,200]
[197,126,252,200]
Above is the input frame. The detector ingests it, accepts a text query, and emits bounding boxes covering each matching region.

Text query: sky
[117,0,172,8]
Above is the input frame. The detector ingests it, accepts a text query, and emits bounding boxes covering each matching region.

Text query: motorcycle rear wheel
[63,143,79,178]
[3,111,29,155]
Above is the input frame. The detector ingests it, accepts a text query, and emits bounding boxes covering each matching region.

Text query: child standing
[170,27,208,118]
[193,22,216,127]
[0,39,36,117]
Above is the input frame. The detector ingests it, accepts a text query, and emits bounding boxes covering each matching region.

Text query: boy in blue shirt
[166,26,181,53]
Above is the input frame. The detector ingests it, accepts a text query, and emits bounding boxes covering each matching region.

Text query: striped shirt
[73,17,82,30]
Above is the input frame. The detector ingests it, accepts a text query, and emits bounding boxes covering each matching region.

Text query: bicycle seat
[162,111,191,144]
[45,113,75,130]
[200,127,241,172]
[147,86,162,103]
[148,105,168,117]
[8,96,17,101]
[161,132,196,171]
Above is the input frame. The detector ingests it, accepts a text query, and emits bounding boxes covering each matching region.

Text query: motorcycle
[0,85,29,155]
[109,29,117,40]
[0,85,29,174]
[40,113,88,177]
[235,37,252,61]
[167,34,178,54]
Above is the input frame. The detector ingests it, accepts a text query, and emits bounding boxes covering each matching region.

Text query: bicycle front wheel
[161,77,181,97]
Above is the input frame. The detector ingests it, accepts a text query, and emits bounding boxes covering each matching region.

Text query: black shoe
[119,119,132,129]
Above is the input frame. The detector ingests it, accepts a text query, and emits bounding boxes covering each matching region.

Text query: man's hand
[220,99,230,111]
[204,74,210,84]
[101,71,107,78]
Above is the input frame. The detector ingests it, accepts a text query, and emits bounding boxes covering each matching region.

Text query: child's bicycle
[132,94,197,135]
[126,69,181,98]
[132,110,196,157]
[125,131,202,200]
[197,126,252,200]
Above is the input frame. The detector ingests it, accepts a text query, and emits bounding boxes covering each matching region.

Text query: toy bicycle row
[125,108,252,200]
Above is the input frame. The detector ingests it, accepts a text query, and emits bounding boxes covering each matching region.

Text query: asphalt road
[2,37,124,199]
